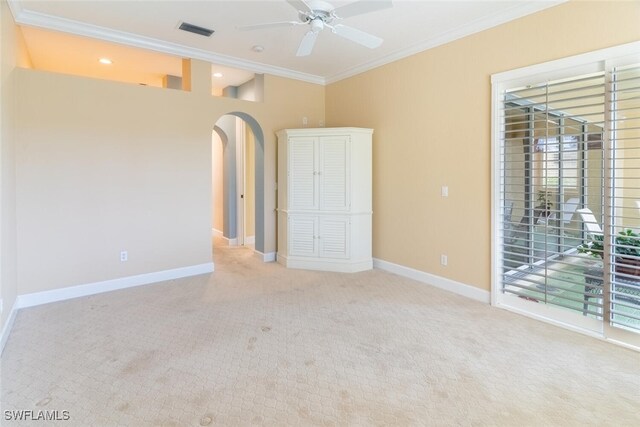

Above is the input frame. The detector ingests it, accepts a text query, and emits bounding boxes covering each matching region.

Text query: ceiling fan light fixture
[310,18,324,33]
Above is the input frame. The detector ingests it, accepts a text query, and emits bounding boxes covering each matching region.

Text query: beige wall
[325,0,640,291]
[1,0,31,331]
[13,63,324,295]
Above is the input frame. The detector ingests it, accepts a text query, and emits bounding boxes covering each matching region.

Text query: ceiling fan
[238,0,393,57]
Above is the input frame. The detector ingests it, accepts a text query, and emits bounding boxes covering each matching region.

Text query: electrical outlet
[302,116,308,126]
[441,254,448,266]
[120,251,128,262]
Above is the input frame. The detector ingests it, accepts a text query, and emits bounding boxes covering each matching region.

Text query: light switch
[441,186,449,197]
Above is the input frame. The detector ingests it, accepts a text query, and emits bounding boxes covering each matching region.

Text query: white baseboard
[0,302,19,356]
[211,229,238,246]
[214,231,255,247]
[373,258,490,303]
[279,254,373,273]
[216,236,238,246]
[16,262,215,309]
[255,250,276,262]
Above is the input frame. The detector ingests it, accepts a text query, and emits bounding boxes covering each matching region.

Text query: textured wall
[13,63,324,295]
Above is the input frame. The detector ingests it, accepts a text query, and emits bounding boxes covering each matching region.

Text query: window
[492,42,640,349]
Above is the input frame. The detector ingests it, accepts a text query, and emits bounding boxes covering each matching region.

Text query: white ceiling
[9,0,565,85]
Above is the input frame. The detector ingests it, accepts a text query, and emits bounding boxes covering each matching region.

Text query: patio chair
[544,197,580,226]
[577,207,603,236]
[504,202,516,243]
[577,208,604,315]
[503,202,530,244]
[560,197,580,226]
[577,207,640,314]
[504,202,514,224]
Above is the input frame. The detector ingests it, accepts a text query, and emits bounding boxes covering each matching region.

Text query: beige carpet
[1,240,639,426]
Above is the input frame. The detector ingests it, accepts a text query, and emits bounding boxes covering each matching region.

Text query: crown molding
[325,0,567,84]
[7,0,23,18]
[9,0,566,87]
[9,5,326,86]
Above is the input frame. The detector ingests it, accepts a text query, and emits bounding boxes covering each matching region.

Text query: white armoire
[276,127,373,272]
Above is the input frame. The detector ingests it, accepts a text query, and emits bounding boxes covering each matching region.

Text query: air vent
[178,22,214,37]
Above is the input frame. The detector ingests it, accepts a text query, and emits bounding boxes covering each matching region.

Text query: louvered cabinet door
[319,136,350,211]
[276,127,372,273]
[288,137,318,210]
[318,216,350,259]
[288,215,318,257]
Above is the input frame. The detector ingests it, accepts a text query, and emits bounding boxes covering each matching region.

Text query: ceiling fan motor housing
[299,0,336,25]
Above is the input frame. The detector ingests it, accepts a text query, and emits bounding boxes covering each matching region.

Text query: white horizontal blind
[494,43,640,348]
[609,63,640,333]
[500,71,608,318]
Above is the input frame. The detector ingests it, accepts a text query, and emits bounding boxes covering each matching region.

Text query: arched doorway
[212,112,267,256]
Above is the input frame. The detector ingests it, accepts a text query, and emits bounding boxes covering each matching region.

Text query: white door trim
[236,118,245,246]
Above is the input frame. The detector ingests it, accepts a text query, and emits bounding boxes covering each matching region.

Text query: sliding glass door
[493,44,640,348]
[608,62,640,341]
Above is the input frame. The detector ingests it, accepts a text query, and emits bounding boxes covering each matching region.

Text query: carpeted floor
[1,240,639,426]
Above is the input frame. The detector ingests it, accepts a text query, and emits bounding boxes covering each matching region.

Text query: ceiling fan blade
[333,0,393,19]
[287,0,312,13]
[333,24,383,49]
[237,21,302,31]
[296,31,319,57]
